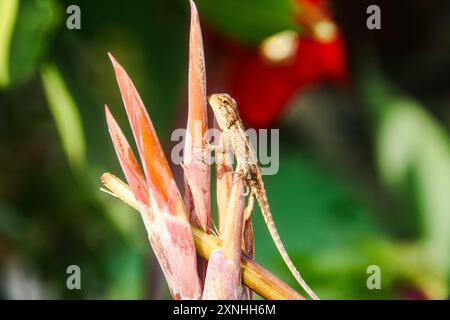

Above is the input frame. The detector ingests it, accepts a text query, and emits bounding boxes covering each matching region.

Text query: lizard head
[208,93,240,129]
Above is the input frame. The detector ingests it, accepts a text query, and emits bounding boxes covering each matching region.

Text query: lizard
[208,93,319,300]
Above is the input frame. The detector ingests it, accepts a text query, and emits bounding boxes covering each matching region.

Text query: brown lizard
[208,93,319,300]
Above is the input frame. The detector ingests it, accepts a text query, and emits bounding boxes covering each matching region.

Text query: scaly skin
[208,93,319,300]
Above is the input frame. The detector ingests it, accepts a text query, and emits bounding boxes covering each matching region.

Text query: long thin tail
[256,190,319,300]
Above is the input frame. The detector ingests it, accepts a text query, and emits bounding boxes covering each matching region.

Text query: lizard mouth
[207,94,215,104]
[207,94,220,108]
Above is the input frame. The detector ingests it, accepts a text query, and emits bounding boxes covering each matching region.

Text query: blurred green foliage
[0,0,449,300]
[41,63,86,170]
[0,0,19,87]
[10,0,60,86]
[196,0,298,43]
[364,68,450,290]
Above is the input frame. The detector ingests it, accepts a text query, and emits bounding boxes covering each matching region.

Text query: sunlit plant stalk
[101,173,304,300]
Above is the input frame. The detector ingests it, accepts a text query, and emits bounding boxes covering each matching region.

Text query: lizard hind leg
[233,167,254,199]
[244,190,256,222]
[243,184,250,197]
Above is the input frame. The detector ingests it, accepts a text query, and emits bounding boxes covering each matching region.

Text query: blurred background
[1,0,449,299]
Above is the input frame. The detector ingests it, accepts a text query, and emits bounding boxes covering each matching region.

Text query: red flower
[214,0,348,128]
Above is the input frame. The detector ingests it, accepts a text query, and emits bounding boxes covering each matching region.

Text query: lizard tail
[257,191,320,300]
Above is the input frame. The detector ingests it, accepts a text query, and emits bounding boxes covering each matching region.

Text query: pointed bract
[108,53,185,218]
[203,172,244,299]
[215,131,234,235]
[105,105,149,206]
[221,172,245,264]
[107,54,202,299]
[202,250,241,300]
[187,0,207,145]
[183,0,211,232]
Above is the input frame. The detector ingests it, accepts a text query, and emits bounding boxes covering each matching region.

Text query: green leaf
[195,0,298,43]
[9,0,59,86]
[41,63,86,170]
[0,0,19,87]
